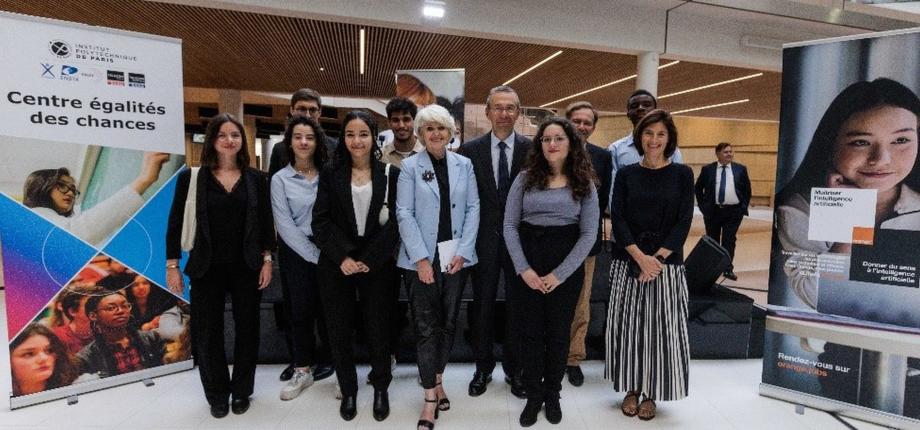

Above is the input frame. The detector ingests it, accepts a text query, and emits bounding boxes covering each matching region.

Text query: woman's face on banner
[214,121,243,159]
[50,175,77,214]
[91,294,131,329]
[344,119,372,163]
[11,334,56,391]
[290,124,317,162]
[832,105,918,192]
[131,276,150,299]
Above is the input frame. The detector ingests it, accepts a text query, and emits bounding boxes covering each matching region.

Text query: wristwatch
[166,263,179,269]
[263,255,273,263]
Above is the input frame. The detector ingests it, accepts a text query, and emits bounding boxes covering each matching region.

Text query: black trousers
[278,241,330,368]
[190,263,261,406]
[703,205,744,270]
[513,223,583,400]
[318,256,398,396]
[408,254,467,389]
[468,241,520,376]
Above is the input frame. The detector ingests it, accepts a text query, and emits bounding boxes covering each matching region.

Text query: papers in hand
[437,239,460,273]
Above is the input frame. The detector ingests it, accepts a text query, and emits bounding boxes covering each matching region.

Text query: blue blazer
[396,150,480,270]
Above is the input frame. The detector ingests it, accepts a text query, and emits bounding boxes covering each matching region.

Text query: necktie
[498,141,510,202]
[718,165,727,204]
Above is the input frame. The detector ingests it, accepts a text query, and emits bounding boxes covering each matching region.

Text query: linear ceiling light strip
[658,72,763,99]
[359,28,366,75]
[539,60,680,108]
[671,98,749,115]
[503,50,564,85]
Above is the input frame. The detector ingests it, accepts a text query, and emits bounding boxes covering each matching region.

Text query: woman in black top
[312,110,401,422]
[606,110,693,421]
[165,113,275,419]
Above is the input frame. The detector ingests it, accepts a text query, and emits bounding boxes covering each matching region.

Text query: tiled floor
[0,295,890,430]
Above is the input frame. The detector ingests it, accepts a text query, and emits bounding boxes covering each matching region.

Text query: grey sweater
[503,171,599,283]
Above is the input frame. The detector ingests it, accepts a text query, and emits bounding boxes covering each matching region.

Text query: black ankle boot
[519,398,542,427]
[544,393,562,424]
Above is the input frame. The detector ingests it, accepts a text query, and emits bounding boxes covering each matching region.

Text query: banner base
[759,383,920,430]
[10,360,193,410]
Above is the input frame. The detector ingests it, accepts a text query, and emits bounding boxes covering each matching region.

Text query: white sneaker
[333,381,343,400]
[280,369,314,401]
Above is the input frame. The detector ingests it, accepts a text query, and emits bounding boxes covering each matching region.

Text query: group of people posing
[163,85,700,428]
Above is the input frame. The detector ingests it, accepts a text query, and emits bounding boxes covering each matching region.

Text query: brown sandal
[621,391,640,417]
[637,397,656,421]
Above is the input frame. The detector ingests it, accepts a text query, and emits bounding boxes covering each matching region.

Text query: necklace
[639,157,669,169]
[294,166,316,177]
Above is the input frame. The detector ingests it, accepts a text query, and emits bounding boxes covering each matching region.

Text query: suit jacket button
[452,204,456,208]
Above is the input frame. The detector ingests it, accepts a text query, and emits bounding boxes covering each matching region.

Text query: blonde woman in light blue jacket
[396,104,479,430]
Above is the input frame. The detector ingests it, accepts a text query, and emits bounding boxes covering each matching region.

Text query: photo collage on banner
[763,28,920,427]
[392,68,465,150]
[0,12,188,408]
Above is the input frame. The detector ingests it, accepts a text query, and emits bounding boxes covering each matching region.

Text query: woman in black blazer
[312,110,401,422]
[165,113,275,419]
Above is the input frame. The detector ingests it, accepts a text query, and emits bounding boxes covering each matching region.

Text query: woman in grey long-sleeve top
[503,117,599,427]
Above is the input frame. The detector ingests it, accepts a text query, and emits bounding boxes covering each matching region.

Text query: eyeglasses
[489,105,518,114]
[294,107,321,115]
[55,182,81,197]
[540,135,569,144]
[98,303,132,313]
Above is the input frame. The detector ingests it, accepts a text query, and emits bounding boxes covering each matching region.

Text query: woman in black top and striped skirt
[606,110,693,421]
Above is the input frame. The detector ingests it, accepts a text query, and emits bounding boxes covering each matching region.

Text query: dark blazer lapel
[367,162,386,237]
[195,168,211,249]
[511,133,528,178]
[335,166,359,238]
[243,169,257,243]
[478,137,499,200]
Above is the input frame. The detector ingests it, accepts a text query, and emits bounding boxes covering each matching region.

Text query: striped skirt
[605,259,690,401]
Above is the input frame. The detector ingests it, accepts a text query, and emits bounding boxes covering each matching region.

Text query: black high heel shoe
[435,381,450,411]
[417,397,439,430]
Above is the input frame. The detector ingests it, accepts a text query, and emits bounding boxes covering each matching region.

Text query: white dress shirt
[490,131,516,187]
[715,162,740,205]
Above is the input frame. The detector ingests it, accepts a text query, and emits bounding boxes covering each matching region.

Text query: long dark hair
[779,78,920,203]
[523,117,596,200]
[199,113,250,170]
[283,115,328,169]
[333,110,381,169]
[10,323,79,395]
[23,168,74,216]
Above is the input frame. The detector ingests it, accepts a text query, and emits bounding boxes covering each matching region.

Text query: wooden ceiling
[0,0,781,120]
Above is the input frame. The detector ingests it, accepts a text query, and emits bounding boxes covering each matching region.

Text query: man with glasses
[269,88,337,384]
[269,88,338,177]
[458,85,529,398]
[562,101,612,387]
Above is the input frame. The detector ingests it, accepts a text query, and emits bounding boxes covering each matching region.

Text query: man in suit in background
[269,88,338,177]
[458,85,529,398]
[695,142,752,281]
[563,101,612,387]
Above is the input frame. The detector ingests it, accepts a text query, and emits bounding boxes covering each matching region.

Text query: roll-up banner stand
[763,27,920,429]
[0,12,191,409]
[393,68,465,149]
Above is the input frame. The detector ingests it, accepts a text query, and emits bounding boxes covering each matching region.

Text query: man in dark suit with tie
[458,85,530,398]
[694,142,752,281]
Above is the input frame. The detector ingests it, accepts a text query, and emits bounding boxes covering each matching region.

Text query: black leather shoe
[340,395,357,421]
[209,403,229,418]
[566,365,584,387]
[279,363,295,381]
[510,374,527,399]
[372,390,390,421]
[313,364,335,382]
[468,371,492,396]
[230,397,250,415]
[544,394,562,424]
[724,271,738,281]
[519,398,542,427]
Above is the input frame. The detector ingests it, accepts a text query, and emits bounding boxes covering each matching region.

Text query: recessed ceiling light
[671,99,749,115]
[319,67,325,72]
[423,1,445,18]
